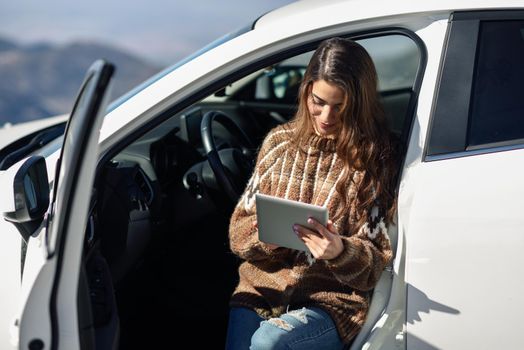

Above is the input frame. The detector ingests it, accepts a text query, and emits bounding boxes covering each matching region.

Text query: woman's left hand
[293,218,344,260]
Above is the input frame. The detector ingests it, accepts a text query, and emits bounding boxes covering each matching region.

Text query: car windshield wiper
[0,123,66,170]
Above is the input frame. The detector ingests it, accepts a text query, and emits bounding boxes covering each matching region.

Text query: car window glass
[467,20,524,148]
[234,34,419,104]
[114,32,422,201]
[359,35,419,91]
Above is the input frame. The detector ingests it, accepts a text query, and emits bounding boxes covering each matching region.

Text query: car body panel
[0,208,21,349]
[12,61,115,350]
[0,156,50,349]
[0,115,68,153]
[401,10,524,348]
[406,149,524,349]
[257,0,524,29]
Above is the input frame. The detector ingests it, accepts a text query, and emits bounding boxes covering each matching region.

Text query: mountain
[0,38,17,52]
[0,37,162,125]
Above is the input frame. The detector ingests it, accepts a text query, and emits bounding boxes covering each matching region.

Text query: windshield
[106,24,252,114]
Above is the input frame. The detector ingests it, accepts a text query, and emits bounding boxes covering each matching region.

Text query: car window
[467,20,524,149]
[258,66,307,101]
[187,32,422,149]
[232,34,419,104]
[360,35,419,91]
[227,52,311,103]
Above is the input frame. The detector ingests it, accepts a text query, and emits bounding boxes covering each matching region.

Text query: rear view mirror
[3,156,49,241]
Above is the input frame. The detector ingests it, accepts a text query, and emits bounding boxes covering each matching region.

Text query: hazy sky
[0,0,296,64]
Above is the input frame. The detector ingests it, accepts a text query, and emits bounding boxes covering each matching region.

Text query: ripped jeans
[225,307,344,350]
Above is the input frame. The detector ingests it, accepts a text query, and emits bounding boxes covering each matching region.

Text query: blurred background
[0,0,296,126]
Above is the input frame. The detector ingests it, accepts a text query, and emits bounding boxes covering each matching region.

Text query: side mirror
[2,156,49,241]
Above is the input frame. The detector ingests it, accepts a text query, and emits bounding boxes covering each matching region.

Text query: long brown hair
[292,37,399,227]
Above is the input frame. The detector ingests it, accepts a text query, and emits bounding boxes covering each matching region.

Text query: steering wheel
[200,111,255,202]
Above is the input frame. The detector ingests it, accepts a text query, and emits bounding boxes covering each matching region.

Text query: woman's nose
[320,105,336,121]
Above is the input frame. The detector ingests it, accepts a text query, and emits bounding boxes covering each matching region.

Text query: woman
[225,37,399,349]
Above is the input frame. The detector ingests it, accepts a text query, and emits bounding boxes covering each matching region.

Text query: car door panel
[406,149,524,349]
[406,11,524,349]
[0,222,21,348]
[17,60,115,350]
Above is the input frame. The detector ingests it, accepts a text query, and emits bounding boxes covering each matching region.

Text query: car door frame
[405,9,524,349]
[94,23,430,349]
[18,60,115,350]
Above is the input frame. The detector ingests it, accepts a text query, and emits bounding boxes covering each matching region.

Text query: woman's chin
[316,127,338,138]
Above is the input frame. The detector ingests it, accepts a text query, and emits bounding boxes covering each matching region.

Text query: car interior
[80,33,422,349]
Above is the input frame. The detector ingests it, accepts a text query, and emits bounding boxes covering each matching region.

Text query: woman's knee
[250,317,295,350]
[249,308,344,350]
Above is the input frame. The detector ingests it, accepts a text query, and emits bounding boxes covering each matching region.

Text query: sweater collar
[302,132,337,152]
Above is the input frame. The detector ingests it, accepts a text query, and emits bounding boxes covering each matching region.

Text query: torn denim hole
[267,318,294,331]
[286,307,308,324]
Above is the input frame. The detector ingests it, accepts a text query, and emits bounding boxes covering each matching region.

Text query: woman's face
[307,79,345,137]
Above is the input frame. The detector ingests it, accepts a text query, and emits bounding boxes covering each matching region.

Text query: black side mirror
[3,156,50,241]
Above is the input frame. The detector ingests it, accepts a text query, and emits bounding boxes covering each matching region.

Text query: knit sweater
[228,122,393,344]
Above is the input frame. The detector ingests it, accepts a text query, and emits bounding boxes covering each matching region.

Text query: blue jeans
[225,306,344,350]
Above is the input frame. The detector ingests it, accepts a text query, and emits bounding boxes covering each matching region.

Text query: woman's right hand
[253,220,280,250]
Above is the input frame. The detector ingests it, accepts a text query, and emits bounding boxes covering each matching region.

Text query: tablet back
[255,193,328,252]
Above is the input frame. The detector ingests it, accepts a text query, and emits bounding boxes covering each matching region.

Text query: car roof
[256,0,524,29]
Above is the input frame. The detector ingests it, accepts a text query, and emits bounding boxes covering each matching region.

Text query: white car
[1,0,524,349]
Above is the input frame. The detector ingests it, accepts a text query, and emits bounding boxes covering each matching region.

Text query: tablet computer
[255,193,329,252]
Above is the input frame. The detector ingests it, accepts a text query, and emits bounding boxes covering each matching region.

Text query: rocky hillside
[0,37,162,125]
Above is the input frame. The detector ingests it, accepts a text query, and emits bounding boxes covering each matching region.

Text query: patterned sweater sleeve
[325,207,393,292]
[229,127,290,262]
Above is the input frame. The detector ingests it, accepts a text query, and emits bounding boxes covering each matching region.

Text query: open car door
[15,60,115,350]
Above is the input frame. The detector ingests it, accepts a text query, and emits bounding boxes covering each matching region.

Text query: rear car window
[467,20,524,149]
